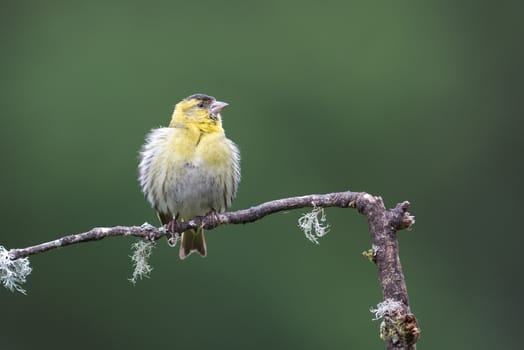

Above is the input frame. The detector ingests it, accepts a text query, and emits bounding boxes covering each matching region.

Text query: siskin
[138,94,240,259]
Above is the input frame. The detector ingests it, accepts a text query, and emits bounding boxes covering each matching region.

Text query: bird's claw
[205,210,220,226]
[167,233,179,247]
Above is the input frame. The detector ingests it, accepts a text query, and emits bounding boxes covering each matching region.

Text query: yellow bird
[138,94,240,259]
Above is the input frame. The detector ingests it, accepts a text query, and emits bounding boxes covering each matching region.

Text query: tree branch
[4,191,419,348]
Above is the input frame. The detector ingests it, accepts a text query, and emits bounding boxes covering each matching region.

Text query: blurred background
[1,0,522,349]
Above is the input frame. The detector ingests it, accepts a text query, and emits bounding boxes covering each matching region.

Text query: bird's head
[170,94,228,133]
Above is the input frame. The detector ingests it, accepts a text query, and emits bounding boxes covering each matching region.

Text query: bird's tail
[179,227,207,260]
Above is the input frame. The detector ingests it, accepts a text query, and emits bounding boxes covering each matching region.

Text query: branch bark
[6,191,419,349]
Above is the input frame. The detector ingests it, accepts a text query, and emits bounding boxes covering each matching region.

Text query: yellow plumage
[138,94,240,259]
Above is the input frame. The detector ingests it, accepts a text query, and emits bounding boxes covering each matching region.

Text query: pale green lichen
[370,299,414,344]
[141,222,157,231]
[0,246,32,294]
[362,244,380,263]
[362,249,375,263]
[370,298,403,321]
[128,240,155,285]
[298,206,330,244]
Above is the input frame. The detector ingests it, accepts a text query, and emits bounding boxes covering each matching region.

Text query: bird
[138,93,240,259]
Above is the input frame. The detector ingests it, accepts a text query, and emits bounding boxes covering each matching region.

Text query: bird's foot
[166,219,177,233]
[165,220,180,247]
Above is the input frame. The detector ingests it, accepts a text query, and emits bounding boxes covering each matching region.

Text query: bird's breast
[165,131,234,217]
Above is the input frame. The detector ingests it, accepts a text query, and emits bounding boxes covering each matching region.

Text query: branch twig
[9,192,359,259]
[5,191,419,349]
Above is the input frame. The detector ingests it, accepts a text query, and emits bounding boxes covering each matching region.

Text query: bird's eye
[196,102,205,108]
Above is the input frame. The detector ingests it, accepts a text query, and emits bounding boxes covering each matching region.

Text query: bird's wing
[227,138,241,206]
[138,127,177,216]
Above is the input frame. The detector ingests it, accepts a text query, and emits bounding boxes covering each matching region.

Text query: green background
[1,0,522,349]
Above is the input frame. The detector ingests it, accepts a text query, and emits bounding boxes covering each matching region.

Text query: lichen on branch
[129,240,155,284]
[298,206,330,244]
[0,246,32,294]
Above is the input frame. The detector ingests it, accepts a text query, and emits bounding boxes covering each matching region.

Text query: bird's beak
[209,101,228,114]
